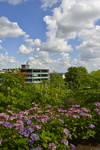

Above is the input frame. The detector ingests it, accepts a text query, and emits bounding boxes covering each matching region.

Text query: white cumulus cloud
[19,44,34,54]
[0,52,20,69]
[0,17,25,38]
[41,37,72,52]
[0,0,24,5]
[41,0,61,8]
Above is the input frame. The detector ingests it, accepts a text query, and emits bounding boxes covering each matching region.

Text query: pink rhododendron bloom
[48,142,57,150]
[6,110,13,114]
[0,138,3,144]
[58,118,64,123]
[47,105,52,108]
[98,112,100,115]
[0,113,9,120]
[37,110,44,113]
[94,108,99,112]
[41,118,49,123]
[65,113,72,117]
[81,108,90,112]
[50,116,57,119]
[61,113,65,115]
[45,110,51,113]
[16,120,24,127]
[63,128,70,137]
[72,115,80,118]
[34,125,42,130]
[72,105,80,108]
[94,102,100,107]
[73,109,82,113]
[9,116,17,120]
[31,114,40,119]
[57,108,63,112]
[0,121,4,125]
[69,108,75,111]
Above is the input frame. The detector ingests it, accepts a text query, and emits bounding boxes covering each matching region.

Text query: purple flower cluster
[19,127,29,137]
[89,123,95,128]
[28,133,39,145]
[94,102,100,107]
[48,142,57,150]
[94,102,100,115]
[61,139,68,145]
[0,101,100,149]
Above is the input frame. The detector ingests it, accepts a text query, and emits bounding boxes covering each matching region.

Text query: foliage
[65,66,89,90]
[50,72,66,89]
[89,70,100,89]
[66,89,100,106]
[0,69,100,149]
[0,102,100,149]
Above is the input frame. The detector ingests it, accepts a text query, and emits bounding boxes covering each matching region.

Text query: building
[21,62,50,83]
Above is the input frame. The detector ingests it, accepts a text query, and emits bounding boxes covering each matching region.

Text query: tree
[50,72,66,89]
[89,70,100,89]
[65,66,89,90]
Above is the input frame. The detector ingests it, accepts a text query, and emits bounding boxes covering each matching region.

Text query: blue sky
[0,0,100,72]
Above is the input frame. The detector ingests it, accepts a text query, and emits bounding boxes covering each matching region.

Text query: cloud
[41,37,72,52]
[19,44,34,54]
[0,0,23,5]
[0,17,25,38]
[25,38,41,47]
[28,51,70,72]
[41,0,61,8]
[43,0,100,39]
[76,25,100,62]
[41,0,100,71]
[0,52,20,69]
[0,45,3,50]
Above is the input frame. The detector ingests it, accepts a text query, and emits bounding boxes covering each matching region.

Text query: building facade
[21,63,50,83]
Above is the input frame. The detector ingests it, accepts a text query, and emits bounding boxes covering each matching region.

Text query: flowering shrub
[0,102,100,149]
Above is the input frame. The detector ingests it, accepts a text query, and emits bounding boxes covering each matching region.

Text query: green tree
[65,66,89,90]
[89,70,100,89]
[50,72,66,89]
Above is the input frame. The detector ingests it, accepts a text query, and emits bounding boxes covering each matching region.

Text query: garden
[0,66,100,150]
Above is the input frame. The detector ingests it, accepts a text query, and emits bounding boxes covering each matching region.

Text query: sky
[0,0,100,73]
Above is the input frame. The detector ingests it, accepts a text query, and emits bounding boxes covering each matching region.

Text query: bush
[0,102,100,149]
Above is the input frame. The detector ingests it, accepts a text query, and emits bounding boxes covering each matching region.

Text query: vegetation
[0,66,100,149]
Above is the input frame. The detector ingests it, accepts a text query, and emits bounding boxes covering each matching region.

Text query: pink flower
[72,105,80,108]
[45,110,51,113]
[63,128,70,137]
[58,118,64,123]
[61,113,65,115]
[57,108,63,112]
[61,139,68,145]
[48,142,57,150]
[47,105,52,108]
[34,125,42,130]
[94,102,100,107]
[0,121,4,125]
[81,108,90,112]
[41,118,49,123]
[31,114,40,119]
[37,110,44,113]
[0,113,9,120]
[72,115,80,118]
[0,138,3,144]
